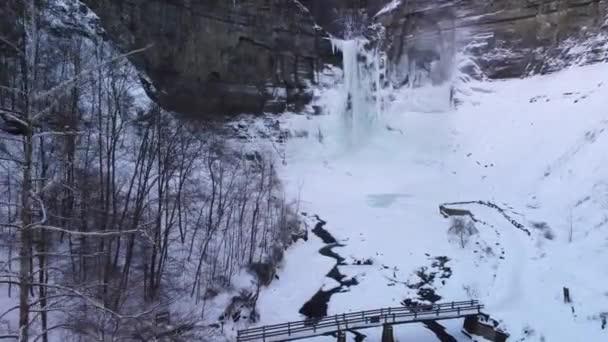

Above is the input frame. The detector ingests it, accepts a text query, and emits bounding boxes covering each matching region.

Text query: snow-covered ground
[254,59,608,341]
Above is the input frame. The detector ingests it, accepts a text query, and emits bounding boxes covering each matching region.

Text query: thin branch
[32,44,154,123]
[0,134,24,142]
[0,34,23,55]
[32,324,73,342]
[30,191,47,226]
[0,294,82,322]
[9,251,107,259]
[0,86,25,96]
[26,224,140,237]
[0,109,29,130]
[0,280,157,320]
[33,130,91,138]
[0,156,24,165]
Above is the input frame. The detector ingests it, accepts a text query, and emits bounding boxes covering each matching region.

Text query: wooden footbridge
[237,300,484,342]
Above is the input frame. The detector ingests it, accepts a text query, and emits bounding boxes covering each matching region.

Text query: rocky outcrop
[81,0,336,117]
[299,0,392,37]
[81,0,608,117]
[377,0,608,82]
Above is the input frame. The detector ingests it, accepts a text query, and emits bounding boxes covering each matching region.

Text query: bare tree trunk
[37,242,48,342]
[249,163,266,264]
[36,133,49,342]
[19,130,33,342]
[7,169,14,298]
[18,2,34,338]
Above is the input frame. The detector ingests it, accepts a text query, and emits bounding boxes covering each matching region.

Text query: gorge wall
[82,0,608,117]
[80,0,336,117]
[377,0,608,84]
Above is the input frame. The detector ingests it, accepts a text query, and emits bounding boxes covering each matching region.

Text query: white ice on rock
[249,35,608,342]
[376,0,402,17]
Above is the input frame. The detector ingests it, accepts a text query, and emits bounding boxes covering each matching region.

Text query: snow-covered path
[255,62,608,341]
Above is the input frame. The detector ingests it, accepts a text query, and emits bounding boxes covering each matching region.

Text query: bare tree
[448,217,478,248]
[0,2,153,340]
[0,2,301,341]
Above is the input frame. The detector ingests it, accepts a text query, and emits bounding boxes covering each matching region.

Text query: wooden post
[563,287,571,303]
[155,311,170,326]
[337,330,346,342]
[381,324,395,342]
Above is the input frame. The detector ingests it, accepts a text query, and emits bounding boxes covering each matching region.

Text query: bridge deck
[237,300,483,342]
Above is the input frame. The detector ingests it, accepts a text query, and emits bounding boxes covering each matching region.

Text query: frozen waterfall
[330,38,387,147]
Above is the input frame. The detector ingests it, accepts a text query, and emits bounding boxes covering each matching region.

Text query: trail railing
[237,300,483,342]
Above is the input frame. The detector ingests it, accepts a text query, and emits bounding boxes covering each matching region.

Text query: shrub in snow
[448,217,479,248]
[531,221,555,240]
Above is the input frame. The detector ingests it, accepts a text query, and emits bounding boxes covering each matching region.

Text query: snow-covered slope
[251,60,608,341]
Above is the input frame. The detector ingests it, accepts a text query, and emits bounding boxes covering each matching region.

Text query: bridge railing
[237,300,483,342]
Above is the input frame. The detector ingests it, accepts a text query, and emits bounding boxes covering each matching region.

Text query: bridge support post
[337,330,346,342]
[382,324,395,342]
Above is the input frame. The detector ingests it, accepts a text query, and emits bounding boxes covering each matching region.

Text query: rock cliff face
[299,0,391,37]
[376,0,608,82]
[83,0,608,117]
[81,0,336,117]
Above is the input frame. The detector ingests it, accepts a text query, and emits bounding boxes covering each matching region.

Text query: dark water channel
[299,215,365,341]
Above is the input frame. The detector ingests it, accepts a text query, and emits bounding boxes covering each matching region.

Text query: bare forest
[0,1,301,341]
